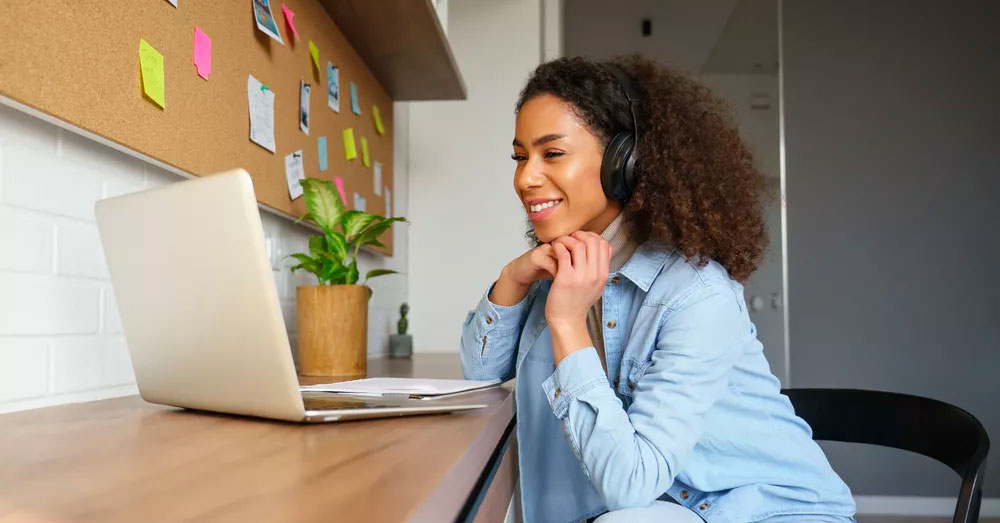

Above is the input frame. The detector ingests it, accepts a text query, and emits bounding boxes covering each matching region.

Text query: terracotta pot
[296,284,368,377]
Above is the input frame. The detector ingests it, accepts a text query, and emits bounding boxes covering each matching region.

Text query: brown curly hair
[515,55,768,282]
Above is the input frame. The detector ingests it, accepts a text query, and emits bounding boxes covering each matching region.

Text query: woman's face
[513,94,622,243]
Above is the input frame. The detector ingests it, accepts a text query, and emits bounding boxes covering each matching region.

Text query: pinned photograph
[285,150,305,199]
[252,0,284,44]
[299,80,311,135]
[327,62,340,112]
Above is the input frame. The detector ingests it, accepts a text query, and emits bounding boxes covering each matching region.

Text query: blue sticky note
[350,82,360,115]
[317,136,328,172]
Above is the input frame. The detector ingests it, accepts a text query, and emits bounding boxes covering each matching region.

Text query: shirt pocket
[616,358,652,407]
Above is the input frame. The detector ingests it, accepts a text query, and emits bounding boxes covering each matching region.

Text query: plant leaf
[288,253,322,281]
[324,263,348,284]
[308,235,326,258]
[355,216,405,247]
[363,269,398,282]
[342,211,380,241]
[300,178,345,231]
[346,259,359,285]
[325,231,348,261]
[293,211,312,226]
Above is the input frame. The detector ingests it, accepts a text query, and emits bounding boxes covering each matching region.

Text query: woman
[459,55,856,523]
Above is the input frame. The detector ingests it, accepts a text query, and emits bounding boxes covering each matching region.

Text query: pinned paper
[285,150,305,200]
[373,161,382,195]
[385,187,392,217]
[342,128,357,160]
[193,27,212,80]
[299,80,311,135]
[372,105,385,135]
[252,0,283,44]
[360,137,370,167]
[309,40,320,71]
[326,62,340,112]
[350,82,360,115]
[334,176,347,205]
[167,0,178,7]
[138,38,165,109]
[247,74,276,152]
[280,3,299,41]
[353,192,366,212]
[317,136,328,172]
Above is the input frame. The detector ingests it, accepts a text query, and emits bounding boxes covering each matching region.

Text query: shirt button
[606,320,617,329]
[698,503,709,511]
[613,378,619,387]
[628,380,635,390]
[611,276,621,284]
[485,316,492,324]
[554,387,561,399]
[680,490,689,500]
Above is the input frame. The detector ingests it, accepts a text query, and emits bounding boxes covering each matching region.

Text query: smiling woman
[459,55,857,523]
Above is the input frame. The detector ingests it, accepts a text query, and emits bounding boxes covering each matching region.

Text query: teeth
[529,200,560,212]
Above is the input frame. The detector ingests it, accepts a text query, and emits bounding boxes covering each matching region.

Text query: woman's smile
[526,198,564,221]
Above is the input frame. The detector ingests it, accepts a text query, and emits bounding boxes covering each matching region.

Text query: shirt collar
[615,240,672,292]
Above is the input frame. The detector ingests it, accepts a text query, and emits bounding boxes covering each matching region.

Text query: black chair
[781,388,990,523]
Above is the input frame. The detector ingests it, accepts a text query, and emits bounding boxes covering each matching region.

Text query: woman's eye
[544,151,565,159]
[511,153,526,162]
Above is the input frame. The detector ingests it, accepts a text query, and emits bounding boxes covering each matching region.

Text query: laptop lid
[95,169,306,421]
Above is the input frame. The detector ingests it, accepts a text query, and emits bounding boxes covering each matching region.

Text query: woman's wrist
[489,266,532,306]
[547,317,591,365]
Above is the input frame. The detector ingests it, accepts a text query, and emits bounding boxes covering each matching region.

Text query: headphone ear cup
[601,131,636,202]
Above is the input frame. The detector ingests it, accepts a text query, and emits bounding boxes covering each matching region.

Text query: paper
[317,136,328,172]
[385,187,391,217]
[326,62,340,112]
[350,82,360,115]
[353,192,366,212]
[138,38,165,109]
[167,0,178,7]
[372,105,385,135]
[299,80,311,135]
[308,40,320,71]
[360,137,370,167]
[342,128,357,160]
[193,27,212,80]
[334,176,347,205]
[285,150,305,199]
[252,0,283,44]
[373,161,382,195]
[280,3,299,41]
[300,377,501,397]
[247,74,276,153]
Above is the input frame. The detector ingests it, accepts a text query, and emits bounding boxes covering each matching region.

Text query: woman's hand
[490,244,558,306]
[545,231,612,363]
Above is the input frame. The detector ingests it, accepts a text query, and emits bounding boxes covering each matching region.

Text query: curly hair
[515,55,768,282]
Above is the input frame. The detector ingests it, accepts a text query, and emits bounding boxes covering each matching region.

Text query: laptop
[94,169,487,422]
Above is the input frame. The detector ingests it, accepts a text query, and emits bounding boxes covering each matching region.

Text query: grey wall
[784,0,1000,497]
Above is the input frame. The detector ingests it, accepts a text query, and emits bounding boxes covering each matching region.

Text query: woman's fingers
[554,235,586,270]
[552,242,572,275]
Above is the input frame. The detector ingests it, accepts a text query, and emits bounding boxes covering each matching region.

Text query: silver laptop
[94,169,486,422]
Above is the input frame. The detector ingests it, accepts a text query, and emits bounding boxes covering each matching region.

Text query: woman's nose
[515,158,546,191]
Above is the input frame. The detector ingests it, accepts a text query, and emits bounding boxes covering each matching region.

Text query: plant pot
[389,334,412,358]
[296,284,368,377]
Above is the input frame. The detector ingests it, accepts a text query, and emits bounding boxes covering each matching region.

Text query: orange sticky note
[138,38,165,108]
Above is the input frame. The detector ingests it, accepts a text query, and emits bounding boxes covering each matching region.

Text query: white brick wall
[0,101,409,413]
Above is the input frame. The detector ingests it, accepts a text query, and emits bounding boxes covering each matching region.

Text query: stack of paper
[301,378,501,399]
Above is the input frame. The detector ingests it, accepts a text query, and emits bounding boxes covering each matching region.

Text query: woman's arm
[460,268,537,382]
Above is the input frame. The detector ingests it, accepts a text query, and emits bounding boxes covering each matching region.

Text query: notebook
[300,377,502,400]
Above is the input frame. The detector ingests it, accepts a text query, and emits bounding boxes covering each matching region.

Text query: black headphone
[600,65,642,203]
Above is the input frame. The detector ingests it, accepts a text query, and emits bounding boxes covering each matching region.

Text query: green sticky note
[138,38,165,108]
[372,105,385,135]
[361,136,370,167]
[309,40,320,71]
[342,128,357,160]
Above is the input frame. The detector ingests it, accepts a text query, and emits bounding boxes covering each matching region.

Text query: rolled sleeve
[541,347,609,419]
[460,280,536,381]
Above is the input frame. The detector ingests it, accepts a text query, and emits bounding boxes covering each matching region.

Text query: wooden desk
[0,355,517,523]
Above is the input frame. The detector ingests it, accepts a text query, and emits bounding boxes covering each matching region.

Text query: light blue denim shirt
[461,241,856,523]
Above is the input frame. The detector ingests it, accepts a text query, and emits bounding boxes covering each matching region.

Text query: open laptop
[94,169,486,422]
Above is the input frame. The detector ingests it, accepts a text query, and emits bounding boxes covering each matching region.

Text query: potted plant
[287,178,406,377]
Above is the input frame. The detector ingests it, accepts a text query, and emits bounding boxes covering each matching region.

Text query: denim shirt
[460,241,856,523]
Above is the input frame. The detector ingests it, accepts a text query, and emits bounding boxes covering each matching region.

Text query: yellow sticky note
[308,40,320,71]
[343,128,357,160]
[372,105,385,135]
[138,38,165,109]
[361,137,370,167]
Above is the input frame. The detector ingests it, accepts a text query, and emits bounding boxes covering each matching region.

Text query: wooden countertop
[0,354,515,523]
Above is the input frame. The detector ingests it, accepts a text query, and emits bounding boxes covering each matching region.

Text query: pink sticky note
[193,27,212,79]
[281,4,299,41]
[334,176,347,205]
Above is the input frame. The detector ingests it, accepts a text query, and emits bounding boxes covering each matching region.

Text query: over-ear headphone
[600,65,642,203]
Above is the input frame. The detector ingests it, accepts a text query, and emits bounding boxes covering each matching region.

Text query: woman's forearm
[548,319,592,366]
[489,267,533,306]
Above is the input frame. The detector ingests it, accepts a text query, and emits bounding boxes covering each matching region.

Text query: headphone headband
[599,64,642,203]
[604,64,641,141]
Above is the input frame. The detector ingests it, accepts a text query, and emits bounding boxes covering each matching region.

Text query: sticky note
[334,176,347,205]
[285,150,305,200]
[385,187,391,217]
[361,137,370,167]
[342,128,357,160]
[350,82,360,115]
[247,74,276,152]
[317,136,328,172]
[167,0,178,6]
[309,40,320,71]
[353,192,366,212]
[373,161,382,195]
[281,4,299,41]
[138,38,165,109]
[372,105,385,135]
[193,27,212,80]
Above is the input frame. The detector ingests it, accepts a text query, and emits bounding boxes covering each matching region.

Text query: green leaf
[300,178,345,231]
[293,211,312,226]
[308,235,326,258]
[355,217,405,247]
[288,253,322,280]
[346,259,359,285]
[325,231,348,261]
[363,269,398,282]
[342,211,380,241]
[324,263,348,284]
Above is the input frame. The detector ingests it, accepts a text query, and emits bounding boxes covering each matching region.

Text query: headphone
[600,65,642,203]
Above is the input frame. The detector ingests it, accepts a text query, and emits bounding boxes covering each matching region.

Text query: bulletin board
[0,0,395,255]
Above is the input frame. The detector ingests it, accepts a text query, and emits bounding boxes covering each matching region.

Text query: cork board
[0,0,395,255]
